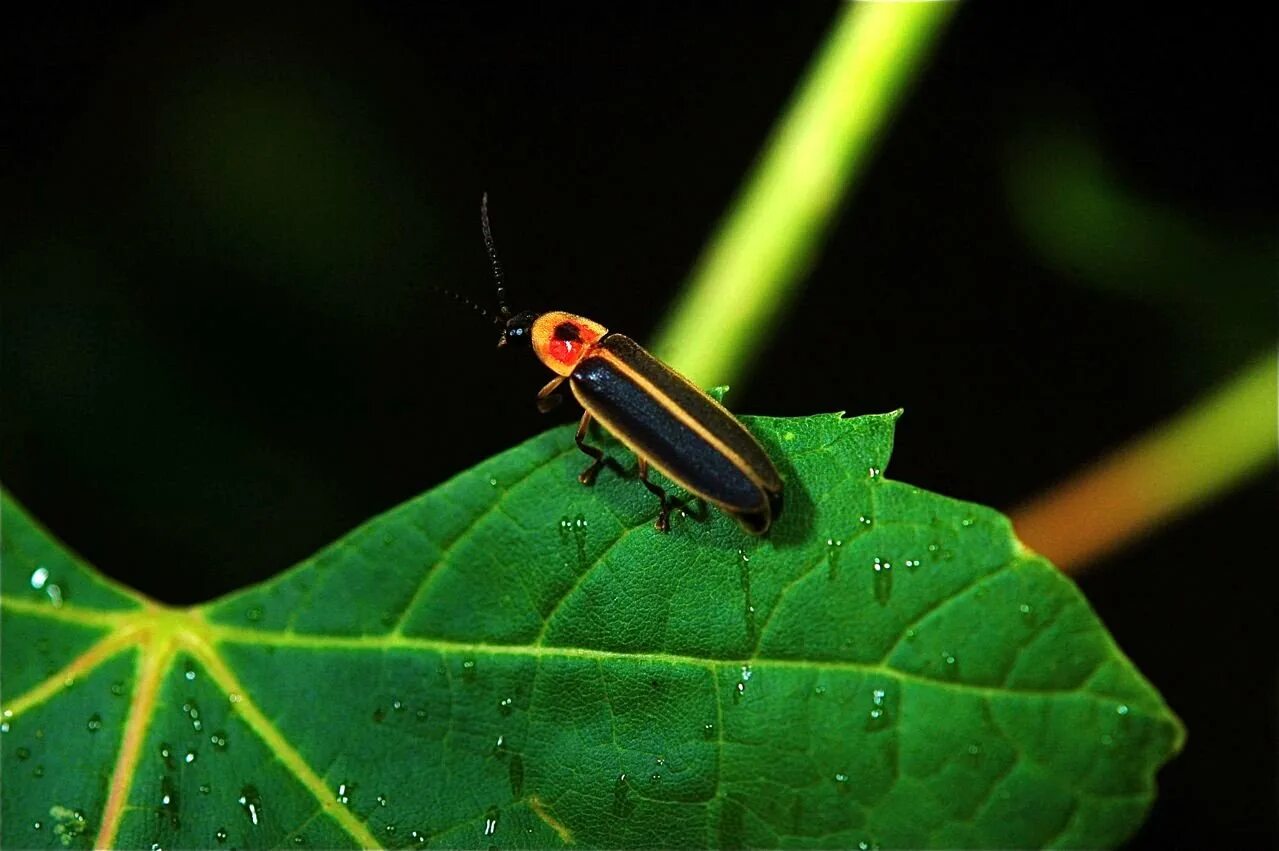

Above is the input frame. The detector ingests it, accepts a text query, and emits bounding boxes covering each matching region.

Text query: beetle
[464,194,783,534]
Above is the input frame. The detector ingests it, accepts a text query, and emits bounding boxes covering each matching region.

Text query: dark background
[3,4,1275,847]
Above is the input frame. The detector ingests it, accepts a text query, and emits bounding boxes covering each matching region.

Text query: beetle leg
[575,412,606,485]
[684,497,709,522]
[637,458,671,532]
[536,376,566,413]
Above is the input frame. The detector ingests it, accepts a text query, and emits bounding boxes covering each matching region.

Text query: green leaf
[1,412,1182,849]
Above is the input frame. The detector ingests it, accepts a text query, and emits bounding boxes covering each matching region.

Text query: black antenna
[430,285,504,328]
[480,192,511,318]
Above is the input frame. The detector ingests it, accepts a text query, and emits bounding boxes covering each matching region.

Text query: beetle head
[498,310,540,348]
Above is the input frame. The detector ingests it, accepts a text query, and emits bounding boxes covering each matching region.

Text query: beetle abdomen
[570,334,781,519]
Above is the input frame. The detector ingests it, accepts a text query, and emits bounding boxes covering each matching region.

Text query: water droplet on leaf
[613,773,635,818]
[866,687,891,732]
[872,558,893,604]
[238,785,262,826]
[49,806,87,844]
[31,570,64,605]
[182,699,202,732]
[159,776,180,826]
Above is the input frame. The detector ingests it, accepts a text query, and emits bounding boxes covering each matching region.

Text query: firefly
[457,195,783,534]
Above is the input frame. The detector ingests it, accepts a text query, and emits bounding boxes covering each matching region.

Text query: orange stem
[1012,350,1277,572]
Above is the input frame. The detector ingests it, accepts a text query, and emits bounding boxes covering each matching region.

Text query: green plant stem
[651,1,956,387]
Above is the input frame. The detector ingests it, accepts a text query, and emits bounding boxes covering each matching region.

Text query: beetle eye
[499,311,539,346]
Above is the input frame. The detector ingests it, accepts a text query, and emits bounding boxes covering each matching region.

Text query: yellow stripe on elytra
[596,349,756,474]
[573,348,771,509]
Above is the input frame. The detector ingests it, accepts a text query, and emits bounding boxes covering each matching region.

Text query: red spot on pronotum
[548,321,598,365]
[549,337,578,364]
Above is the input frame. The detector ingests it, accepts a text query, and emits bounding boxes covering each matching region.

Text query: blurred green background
[3,3,1274,846]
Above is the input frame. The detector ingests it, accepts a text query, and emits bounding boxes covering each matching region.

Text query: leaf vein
[388,442,577,636]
